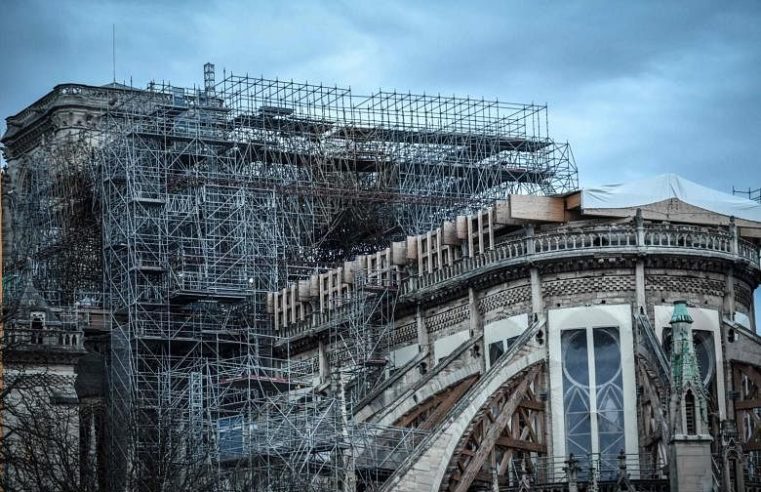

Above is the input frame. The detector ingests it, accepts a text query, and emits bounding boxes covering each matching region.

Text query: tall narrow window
[685,390,697,435]
[594,328,625,456]
[561,327,625,459]
[562,329,592,456]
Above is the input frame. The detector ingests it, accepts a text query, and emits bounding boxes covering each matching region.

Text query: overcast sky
[1,0,760,192]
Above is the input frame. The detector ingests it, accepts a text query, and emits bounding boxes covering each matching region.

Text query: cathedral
[2,70,760,491]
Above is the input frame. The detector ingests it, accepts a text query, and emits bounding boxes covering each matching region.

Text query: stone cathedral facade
[2,74,761,492]
[272,183,761,491]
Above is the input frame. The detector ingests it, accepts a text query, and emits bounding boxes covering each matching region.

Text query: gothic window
[30,311,46,330]
[562,327,625,459]
[685,390,697,435]
[693,331,715,388]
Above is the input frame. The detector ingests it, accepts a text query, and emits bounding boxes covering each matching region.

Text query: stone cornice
[2,83,139,158]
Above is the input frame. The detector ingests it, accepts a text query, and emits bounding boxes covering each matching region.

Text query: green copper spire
[668,300,709,437]
[669,301,700,385]
[669,300,693,325]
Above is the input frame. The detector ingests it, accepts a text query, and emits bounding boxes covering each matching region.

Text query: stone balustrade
[5,327,85,352]
[274,222,759,340]
[404,223,759,295]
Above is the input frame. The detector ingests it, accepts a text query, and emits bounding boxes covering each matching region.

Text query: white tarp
[581,173,761,223]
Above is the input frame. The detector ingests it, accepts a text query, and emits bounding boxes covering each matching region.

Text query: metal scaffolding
[4,65,578,490]
[733,186,761,203]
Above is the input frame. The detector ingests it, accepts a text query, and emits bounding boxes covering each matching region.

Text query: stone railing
[403,223,760,295]
[274,222,759,340]
[5,327,85,352]
[404,236,527,293]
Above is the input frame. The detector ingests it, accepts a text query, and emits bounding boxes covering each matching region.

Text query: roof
[581,174,761,223]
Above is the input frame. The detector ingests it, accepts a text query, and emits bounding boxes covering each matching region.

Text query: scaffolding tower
[4,65,577,490]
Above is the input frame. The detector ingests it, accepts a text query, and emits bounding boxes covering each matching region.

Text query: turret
[668,300,709,437]
[667,300,713,492]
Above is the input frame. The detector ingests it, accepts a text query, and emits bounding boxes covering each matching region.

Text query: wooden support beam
[497,448,512,476]
[518,399,544,411]
[509,195,565,223]
[395,397,437,428]
[495,437,546,453]
[419,376,478,431]
[397,376,478,430]
[734,399,761,411]
[565,192,582,210]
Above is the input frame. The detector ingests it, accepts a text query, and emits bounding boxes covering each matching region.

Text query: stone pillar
[416,305,431,368]
[730,217,738,257]
[530,268,543,316]
[669,436,713,492]
[724,269,736,421]
[318,340,329,385]
[526,224,543,316]
[635,208,645,246]
[636,260,646,310]
[469,287,486,372]
[724,268,736,315]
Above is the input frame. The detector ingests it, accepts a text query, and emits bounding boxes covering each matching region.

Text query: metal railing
[217,410,428,468]
[508,453,667,488]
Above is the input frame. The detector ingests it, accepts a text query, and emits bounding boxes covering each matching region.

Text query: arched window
[30,311,45,330]
[685,390,697,435]
[561,327,625,458]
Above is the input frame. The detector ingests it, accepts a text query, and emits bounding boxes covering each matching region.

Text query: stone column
[318,340,329,385]
[530,268,543,316]
[416,304,431,369]
[469,287,485,372]
[636,260,646,311]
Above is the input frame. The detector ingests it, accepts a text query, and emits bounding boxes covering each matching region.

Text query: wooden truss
[440,364,546,492]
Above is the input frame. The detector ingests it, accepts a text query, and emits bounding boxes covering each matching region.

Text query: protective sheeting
[581,173,761,223]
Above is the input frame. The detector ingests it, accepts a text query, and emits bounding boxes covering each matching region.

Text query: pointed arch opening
[684,390,697,435]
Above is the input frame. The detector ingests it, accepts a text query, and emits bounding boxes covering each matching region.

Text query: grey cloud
[1,0,760,194]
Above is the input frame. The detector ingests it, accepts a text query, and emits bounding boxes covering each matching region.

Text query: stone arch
[684,389,697,435]
[379,328,545,492]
